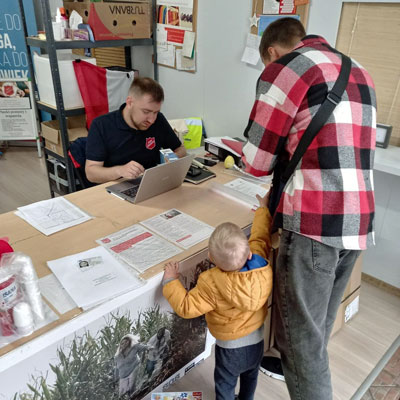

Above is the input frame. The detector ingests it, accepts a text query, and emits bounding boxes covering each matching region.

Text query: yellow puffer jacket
[163,207,273,341]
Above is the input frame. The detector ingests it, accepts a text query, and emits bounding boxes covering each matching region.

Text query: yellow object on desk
[224,155,235,169]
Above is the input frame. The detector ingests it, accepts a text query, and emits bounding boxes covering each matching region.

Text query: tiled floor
[361,346,400,400]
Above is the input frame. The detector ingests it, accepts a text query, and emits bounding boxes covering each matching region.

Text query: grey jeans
[274,230,361,400]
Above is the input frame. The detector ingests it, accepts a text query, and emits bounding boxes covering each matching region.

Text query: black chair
[68,137,96,190]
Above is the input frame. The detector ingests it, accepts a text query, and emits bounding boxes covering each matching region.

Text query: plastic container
[0,274,19,336]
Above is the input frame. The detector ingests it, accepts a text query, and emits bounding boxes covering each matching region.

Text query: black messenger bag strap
[281,53,352,182]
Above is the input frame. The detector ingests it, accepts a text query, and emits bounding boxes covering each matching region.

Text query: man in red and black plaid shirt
[242,18,376,400]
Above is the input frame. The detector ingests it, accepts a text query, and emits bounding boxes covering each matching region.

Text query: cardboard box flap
[67,115,86,129]
[41,120,61,144]
[68,127,88,142]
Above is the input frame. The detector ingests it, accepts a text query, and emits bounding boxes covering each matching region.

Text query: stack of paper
[97,210,214,274]
[47,246,143,310]
[16,197,92,235]
[209,178,269,209]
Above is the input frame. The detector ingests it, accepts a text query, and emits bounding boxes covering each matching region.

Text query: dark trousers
[214,340,264,400]
[274,230,361,400]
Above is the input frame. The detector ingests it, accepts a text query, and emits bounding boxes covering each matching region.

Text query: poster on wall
[0,1,38,141]
[0,251,214,400]
[156,0,196,71]
[0,80,37,140]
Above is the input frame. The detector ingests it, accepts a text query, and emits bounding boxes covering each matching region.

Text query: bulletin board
[156,0,198,73]
[251,0,310,36]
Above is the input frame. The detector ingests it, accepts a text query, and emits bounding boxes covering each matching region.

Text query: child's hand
[256,189,271,209]
[163,261,180,282]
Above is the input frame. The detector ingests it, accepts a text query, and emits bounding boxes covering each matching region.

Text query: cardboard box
[65,1,151,41]
[160,149,179,163]
[331,288,360,337]
[41,116,87,157]
[342,253,363,300]
[64,2,90,24]
[33,52,96,109]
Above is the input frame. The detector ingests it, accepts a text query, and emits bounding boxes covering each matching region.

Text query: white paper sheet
[97,225,183,273]
[157,24,168,50]
[157,0,193,7]
[225,178,269,205]
[16,197,92,235]
[157,44,175,67]
[176,49,196,71]
[241,33,261,65]
[140,209,214,250]
[209,178,269,210]
[47,247,144,309]
[182,30,195,57]
[263,0,280,14]
[39,274,77,314]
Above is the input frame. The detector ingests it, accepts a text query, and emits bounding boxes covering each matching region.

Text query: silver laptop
[106,155,194,203]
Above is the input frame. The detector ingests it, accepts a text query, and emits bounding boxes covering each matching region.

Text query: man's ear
[126,95,133,107]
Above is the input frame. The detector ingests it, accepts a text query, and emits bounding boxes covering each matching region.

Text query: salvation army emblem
[146,137,156,150]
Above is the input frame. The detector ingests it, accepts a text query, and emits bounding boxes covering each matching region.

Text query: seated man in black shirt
[85,77,186,184]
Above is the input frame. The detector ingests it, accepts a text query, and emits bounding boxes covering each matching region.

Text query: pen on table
[192,159,207,170]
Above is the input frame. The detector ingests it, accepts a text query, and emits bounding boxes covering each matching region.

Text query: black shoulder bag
[268,53,352,220]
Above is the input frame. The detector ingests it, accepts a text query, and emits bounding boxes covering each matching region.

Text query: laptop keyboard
[121,185,139,198]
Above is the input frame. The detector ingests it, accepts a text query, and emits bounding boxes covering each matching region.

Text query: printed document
[140,209,214,249]
[209,178,269,209]
[97,224,183,273]
[16,197,92,235]
[47,246,144,310]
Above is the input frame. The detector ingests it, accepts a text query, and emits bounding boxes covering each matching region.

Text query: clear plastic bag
[0,252,56,343]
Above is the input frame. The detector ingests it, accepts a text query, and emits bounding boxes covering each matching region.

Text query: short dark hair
[129,77,164,103]
[259,17,306,61]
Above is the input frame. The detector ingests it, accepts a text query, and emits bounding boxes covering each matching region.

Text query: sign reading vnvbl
[0,2,29,80]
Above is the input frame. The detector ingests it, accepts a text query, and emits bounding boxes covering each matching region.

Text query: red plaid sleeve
[242,58,310,177]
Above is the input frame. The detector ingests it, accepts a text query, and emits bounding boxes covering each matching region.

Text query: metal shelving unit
[18,0,158,195]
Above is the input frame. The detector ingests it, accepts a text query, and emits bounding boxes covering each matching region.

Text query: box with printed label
[331,288,360,337]
[41,116,87,157]
[64,1,151,41]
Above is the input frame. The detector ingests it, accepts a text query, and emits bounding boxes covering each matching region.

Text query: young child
[162,193,272,400]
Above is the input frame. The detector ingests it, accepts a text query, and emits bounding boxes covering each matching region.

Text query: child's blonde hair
[209,222,250,271]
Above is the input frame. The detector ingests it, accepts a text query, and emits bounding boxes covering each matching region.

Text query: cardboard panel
[342,253,363,300]
[64,2,91,24]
